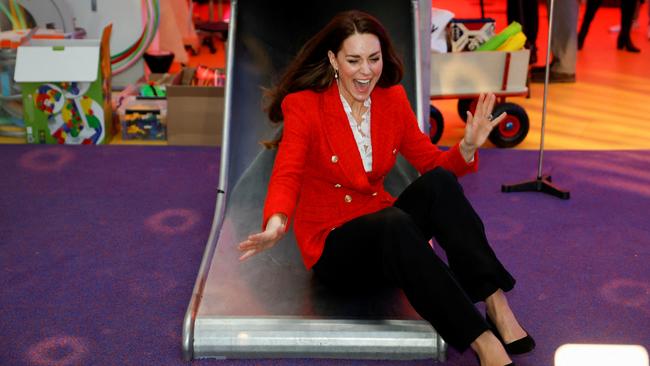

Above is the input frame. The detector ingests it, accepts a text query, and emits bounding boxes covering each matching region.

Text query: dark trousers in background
[579,0,638,48]
[312,167,516,351]
[507,0,540,62]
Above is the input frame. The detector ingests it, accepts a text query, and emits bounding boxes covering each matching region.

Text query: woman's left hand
[460,93,507,161]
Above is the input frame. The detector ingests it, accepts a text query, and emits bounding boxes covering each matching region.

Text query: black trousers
[579,0,637,44]
[312,167,516,351]
[507,0,539,48]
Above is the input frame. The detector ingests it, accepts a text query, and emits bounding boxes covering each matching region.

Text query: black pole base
[502,175,570,200]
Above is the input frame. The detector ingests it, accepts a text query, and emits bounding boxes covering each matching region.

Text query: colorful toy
[121,105,166,141]
[15,25,113,144]
[448,18,496,52]
[497,32,527,51]
[139,83,167,97]
[33,82,105,144]
[476,22,522,51]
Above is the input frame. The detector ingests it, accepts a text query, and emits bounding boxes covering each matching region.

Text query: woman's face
[328,32,383,105]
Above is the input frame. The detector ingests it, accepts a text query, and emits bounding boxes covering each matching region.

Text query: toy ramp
[183,0,445,360]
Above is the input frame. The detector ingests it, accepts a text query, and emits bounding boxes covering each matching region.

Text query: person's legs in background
[608,0,641,33]
[549,0,578,77]
[531,0,579,83]
[578,0,603,50]
[507,0,540,63]
[618,0,642,52]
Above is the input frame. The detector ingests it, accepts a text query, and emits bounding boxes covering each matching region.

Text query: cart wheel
[457,98,477,123]
[488,103,529,148]
[429,105,444,144]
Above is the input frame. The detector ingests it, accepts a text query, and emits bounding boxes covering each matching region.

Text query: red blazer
[263,83,478,269]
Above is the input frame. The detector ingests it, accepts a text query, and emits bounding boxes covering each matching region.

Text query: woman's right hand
[238,213,287,261]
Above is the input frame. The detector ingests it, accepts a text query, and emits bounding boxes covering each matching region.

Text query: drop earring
[334,68,339,79]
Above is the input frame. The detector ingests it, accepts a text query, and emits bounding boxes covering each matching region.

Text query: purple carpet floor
[1,144,648,366]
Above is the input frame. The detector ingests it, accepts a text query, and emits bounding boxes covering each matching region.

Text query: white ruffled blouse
[339,94,373,172]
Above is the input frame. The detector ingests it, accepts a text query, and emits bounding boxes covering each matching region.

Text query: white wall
[70,0,145,87]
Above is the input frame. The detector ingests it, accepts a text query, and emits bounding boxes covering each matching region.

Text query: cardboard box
[165,68,224,146]
[14,25,113,144]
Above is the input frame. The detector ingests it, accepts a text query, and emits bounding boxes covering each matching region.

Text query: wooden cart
[429,49,530,148]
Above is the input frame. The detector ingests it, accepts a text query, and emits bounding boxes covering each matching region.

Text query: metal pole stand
[501,0,570,200]
[502,175,569,199]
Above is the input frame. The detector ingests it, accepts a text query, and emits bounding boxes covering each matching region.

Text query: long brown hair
[265,10,404,126]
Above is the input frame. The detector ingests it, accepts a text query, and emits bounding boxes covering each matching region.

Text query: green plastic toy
[139,83,166,98]
[476,22,522,51]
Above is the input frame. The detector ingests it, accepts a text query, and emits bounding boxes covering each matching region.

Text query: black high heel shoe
[617,37,641,53]
[486,316,536,355]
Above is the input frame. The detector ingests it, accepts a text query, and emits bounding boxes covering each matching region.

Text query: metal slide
[183,0,445,361]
